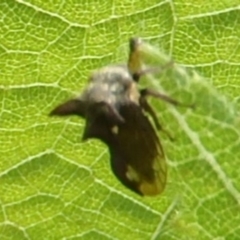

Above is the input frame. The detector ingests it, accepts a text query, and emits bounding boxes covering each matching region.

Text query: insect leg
[89,101,125,125]
[82,101,124,141]
[139,97,161,129]
[140,97,174,141]
[132,61,174,82]
[140,88,194,108]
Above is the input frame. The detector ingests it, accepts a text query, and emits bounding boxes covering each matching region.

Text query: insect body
[50,38,179,196]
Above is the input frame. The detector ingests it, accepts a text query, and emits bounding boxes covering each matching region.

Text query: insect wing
[109,103,167,196]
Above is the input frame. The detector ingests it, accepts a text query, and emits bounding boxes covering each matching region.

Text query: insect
[49,38,187,196]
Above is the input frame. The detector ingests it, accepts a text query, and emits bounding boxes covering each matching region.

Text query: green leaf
[0,0,240,240]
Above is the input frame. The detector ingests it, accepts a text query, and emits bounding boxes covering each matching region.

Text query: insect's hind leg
[140,87,195,140]
[140,96,174,141]
[140,88,194,109]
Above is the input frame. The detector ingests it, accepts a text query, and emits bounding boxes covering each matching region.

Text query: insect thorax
[80,65,140,107]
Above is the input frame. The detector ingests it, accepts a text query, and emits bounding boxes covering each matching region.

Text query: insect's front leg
[88,101,125,125]
[132,61,174,82]
[82,101,125,141]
